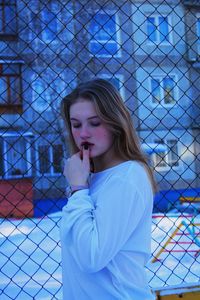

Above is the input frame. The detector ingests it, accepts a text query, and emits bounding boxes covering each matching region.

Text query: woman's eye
[72,124,81,128]
[91,122,101,127]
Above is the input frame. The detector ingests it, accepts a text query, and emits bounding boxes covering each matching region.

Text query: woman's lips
[80,143,94,153]
[81,142,94,148]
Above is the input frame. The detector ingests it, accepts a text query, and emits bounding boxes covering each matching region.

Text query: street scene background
[0,0,200,299]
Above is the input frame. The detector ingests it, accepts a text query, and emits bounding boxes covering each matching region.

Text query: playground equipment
[152,218,200,263]
[152,192,200,264]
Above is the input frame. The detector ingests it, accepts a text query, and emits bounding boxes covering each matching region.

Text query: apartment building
[0,0,199,213]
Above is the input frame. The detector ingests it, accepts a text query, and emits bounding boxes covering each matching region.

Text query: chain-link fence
[0,0,200,299]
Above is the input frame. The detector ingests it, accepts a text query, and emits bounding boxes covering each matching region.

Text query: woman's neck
[92,156,127,173]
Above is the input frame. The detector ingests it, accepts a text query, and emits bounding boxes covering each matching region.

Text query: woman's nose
[79,126,91,138]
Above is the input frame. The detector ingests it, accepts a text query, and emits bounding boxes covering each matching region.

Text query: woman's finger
[82,146,90,167]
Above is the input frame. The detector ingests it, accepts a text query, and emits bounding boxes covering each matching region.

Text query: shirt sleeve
[61,175,148,273]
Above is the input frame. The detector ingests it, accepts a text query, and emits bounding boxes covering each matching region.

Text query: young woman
[60,78,156,300]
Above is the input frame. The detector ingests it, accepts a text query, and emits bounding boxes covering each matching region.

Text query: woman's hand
[64,147,90,186]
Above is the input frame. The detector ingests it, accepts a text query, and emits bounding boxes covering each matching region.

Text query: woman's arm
[61,175,149,273]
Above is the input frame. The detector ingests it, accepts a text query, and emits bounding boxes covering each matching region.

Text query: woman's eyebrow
[70,116,99,121]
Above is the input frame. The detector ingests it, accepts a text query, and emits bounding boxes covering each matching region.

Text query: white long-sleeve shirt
[60,160,155,300]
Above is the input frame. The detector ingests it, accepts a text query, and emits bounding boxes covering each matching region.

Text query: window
[42,6,58,43]
[38,144,63,175]
[89,12,120,57]
[168,139,179,167]
[0,0,17,39]
[0,63,22,113]
[147,15,171,44]
[31,76,50,111]
[153,139,179,170]
[0,134,32,178]
[150,75,176,106]
[153,140,168,168]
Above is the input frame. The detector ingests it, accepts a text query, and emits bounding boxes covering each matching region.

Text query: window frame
[36,143,64,176]
[0,0,18,40]
[152,138,181,171]
[88,10,121,58]
[146,14,173,45]
[0,62,23,114]
[149,74,178,107]
[0,132,33,179]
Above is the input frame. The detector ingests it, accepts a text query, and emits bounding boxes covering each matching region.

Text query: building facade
[0,0,199,211]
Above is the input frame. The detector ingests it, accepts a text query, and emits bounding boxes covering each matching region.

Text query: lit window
[0,63,22,113]
[0,0,17,38]
[89,12,120,56]
[38,144,63,175]
[147,15,171,43]
[151,76,176,106]
[0,134,32,178]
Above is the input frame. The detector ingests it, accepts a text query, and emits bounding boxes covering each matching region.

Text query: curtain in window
[151,78,161,103]
[154,139,167,168]
[168,140,179,167]
[6,137,27,176]
[159,17,169,42]
[38,145,51,174]
[163,77,175,104]
[53,144,63,173]
[10,77,21,104]
[0,77,7,104]
[147,17,156,42]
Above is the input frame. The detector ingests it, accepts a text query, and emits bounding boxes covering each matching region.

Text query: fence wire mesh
[0,0,200,299]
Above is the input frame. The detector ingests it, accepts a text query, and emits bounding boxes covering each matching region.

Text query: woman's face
[69,99,115,159]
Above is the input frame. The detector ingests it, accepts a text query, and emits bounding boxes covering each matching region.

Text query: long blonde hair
[61,78,157,193]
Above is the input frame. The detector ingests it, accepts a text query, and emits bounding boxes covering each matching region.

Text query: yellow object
[153,282,200,299]
[152,223,182,263]
[152,221,200,263]
[157,293,200,299]
[180,197,200,202]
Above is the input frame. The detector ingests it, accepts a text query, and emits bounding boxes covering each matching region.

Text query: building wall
[0,0,199,199]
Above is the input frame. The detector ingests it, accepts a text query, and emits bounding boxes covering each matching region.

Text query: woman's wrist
[66,184,88,197]
[71,184,88,192]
